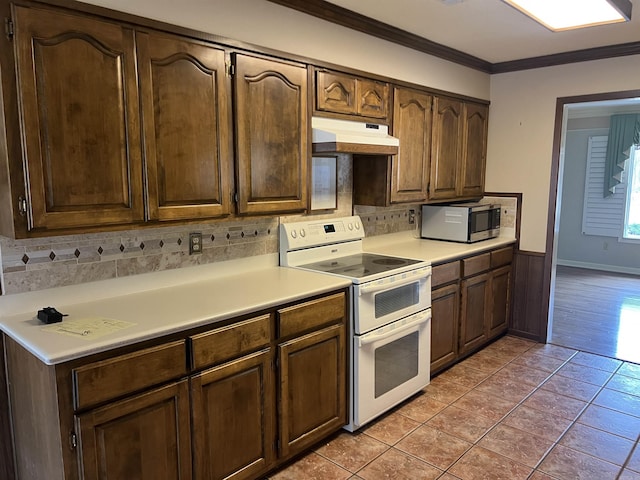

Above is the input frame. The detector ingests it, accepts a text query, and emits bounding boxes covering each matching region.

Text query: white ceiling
[323,0,640,64]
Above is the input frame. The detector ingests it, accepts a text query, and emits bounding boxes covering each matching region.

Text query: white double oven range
[279,216,432,431]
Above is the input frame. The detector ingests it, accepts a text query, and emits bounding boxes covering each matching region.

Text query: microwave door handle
[358,310,432,347]
[358,273,430,296]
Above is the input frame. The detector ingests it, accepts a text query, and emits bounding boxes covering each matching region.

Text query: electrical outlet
[408,209,416,225]
[189,232,202,255]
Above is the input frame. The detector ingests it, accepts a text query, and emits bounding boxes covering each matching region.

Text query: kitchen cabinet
[12,5,145,232]
[430,261,460,373]
[429,97,488,202]
[137,31,233,221]
[430,245,513,371]
[460,265,491,355]
[430,97,463,201]
[276,293,347,459]
[489,248,513,338]
[315,69,389,120]
[76,380,192,480]
[459,247,513,355]
[191,350,274,480]
[460,103,489,198]
[3,288,348,480]
[189,314,275,480]
[353,91,489,207]
[352,86,432,206]
[234,54,309,215]
[391,87,433,203]
[1,6,311,238]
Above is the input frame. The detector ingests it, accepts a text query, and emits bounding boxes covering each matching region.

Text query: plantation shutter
[582,135,626,237]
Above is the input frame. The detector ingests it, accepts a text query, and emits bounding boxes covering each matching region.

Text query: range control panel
[280,215,364,252]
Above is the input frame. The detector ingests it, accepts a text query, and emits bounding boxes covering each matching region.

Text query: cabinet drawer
[462,252,491,277]
[73,340,187,411]
[190,314,271,370]
[431,261,460,288]
[491,246,514,268]
[278,292,346,338]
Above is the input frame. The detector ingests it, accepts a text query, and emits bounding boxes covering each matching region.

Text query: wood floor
[550,265,640,364]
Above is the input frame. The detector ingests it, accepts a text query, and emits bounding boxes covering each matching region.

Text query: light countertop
[0,255,351,365]
[0,231,516,366]
[364,230,517,264]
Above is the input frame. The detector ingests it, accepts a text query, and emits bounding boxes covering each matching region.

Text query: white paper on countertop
[42,317,136,340]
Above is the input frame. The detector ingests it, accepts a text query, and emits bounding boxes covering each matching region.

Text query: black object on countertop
[37,307,67,324]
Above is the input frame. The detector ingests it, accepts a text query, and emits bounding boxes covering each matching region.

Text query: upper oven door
[353,266,431,334]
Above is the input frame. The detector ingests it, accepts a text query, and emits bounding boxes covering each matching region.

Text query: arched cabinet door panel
[234,53,309,215]
[460,103,488,198]
[137,31,232,222]
[13,5,144,231]
[391,87,432,203]
[430,97,463,201]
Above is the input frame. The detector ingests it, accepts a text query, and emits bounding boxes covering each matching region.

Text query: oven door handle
[358,273,430,296]
[358,309,431,347]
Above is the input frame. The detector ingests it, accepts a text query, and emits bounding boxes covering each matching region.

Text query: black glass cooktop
[298,253,422,279]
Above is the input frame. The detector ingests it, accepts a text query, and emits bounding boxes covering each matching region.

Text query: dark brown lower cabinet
[489,265,512,338]
[75,380,192,480]
[459,272,491,355]
[278,323,346,459]
[430,283,459,372]
[191,349,274,480]
[430,246,514,373]
[3,288,348,480]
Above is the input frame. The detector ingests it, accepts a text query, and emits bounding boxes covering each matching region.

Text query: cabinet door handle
[18,196,27,216]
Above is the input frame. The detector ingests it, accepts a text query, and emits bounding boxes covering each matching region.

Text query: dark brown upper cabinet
[390,87,432,203]
[137,31,233,222]
[429,97,488,202]
[353,86,431,206]
[430,97,463,201]
[315,69,389,121]
[13,5,145,232]
[234,54,309,215]
[460,103,489,199]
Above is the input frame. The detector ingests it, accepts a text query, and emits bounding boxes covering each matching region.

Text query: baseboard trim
[556,259,640,276]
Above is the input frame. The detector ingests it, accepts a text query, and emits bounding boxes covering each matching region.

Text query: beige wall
[78,0,489,99]
[486,55,640,252]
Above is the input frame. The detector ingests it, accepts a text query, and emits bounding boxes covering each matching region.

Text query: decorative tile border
[0,217,278,294]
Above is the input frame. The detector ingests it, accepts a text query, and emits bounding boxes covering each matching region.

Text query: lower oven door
[348,308,431,431]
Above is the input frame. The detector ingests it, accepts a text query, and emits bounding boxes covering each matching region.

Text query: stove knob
[347,223,353,231]
[355,221,361,230]
[291,230,297,239]
[300,228,306,237]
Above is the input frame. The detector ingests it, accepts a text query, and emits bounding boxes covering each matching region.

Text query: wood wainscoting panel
[509,250,546,342]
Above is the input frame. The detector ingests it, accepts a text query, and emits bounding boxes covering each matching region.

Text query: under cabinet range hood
[312,117,399,155]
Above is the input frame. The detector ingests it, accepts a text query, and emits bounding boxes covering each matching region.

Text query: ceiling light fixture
[503,0,632,31]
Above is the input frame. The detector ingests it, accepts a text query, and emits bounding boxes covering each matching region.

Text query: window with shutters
[582,135,640,243]
[623,146,640,240]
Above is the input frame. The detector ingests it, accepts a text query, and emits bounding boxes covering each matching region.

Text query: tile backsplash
[0,145,518,296]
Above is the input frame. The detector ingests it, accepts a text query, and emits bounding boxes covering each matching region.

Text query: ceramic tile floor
[268,336,640,480]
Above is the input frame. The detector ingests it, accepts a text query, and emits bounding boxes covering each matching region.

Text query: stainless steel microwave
[421,203,501,243]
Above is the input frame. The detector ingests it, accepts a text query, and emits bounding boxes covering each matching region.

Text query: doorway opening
[545,92,640,364]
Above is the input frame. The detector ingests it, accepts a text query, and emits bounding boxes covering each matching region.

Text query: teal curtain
[604,114,640,197]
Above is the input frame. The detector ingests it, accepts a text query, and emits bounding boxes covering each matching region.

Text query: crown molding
[267,0,640,74]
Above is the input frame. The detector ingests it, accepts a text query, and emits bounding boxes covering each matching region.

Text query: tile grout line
[284,342,639,480]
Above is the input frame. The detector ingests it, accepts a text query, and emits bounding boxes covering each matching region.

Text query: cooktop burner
[298,253,422,279]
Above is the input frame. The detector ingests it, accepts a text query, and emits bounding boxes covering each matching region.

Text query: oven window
[374,282,419,318]
[374,331,419,398]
